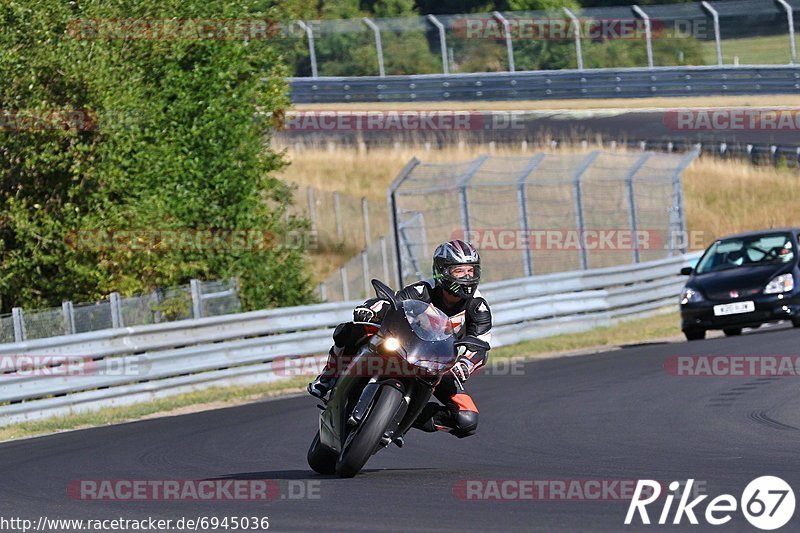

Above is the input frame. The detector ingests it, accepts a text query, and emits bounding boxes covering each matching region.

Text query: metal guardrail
[290,65,800,103]
[0,252,701,426]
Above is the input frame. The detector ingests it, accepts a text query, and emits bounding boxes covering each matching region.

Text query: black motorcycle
[307,279,489,477]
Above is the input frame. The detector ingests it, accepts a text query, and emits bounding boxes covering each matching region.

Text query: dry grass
[279,144,800,279]
[683,158,800,245]
[295,95,800,112]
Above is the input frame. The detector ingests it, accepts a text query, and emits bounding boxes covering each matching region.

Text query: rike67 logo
[625,477,795,530]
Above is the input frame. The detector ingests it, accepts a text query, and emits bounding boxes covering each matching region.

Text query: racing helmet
[432,240,481,298]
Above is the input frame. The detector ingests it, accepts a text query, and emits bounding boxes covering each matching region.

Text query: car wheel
[683,329,706,341]
[723,327,743,336]
[792,318,800,328]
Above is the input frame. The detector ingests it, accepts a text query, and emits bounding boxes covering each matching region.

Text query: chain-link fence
[286,184,388,255]
[316,150,698,301]
[1,278,240,344]
[282,0,799,77]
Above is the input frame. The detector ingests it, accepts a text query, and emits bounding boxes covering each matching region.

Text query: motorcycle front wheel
[307,430,337,474]
[335,385,404,478]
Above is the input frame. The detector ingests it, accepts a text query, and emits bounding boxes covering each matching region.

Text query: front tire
[792,318,800,328]
[307,430,336,475]
[723,327,743,337]
[335,385,404,478]
[683,329,706,341]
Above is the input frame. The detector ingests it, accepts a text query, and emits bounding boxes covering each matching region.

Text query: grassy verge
[701,35,795,66]
[0,312,681,443]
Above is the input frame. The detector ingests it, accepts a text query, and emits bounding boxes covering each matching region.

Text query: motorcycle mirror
[371,279,399,310]
[680,266,693,275]
[454,335,491,353]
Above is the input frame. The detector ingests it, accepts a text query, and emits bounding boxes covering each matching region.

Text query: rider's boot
[307,345,341,399]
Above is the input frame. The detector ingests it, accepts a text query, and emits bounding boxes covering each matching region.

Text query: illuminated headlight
[764,273,795,294]
[680,287,703,305]
[383,337,400,351]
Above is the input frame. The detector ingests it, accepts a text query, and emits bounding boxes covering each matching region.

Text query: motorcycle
[307,278,490,478]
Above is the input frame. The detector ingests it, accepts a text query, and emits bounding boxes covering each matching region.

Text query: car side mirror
[680,266,693,275]
[371,279,399,310]
[454,335,491,353]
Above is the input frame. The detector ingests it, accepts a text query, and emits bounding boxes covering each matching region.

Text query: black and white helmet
[432,240,481,298]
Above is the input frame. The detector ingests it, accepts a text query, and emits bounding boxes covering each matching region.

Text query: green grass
[701,34,795,65]
[0,311,681,443]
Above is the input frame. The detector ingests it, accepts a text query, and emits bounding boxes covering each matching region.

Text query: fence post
[296,21,319,77]
[12,307,26,342]
[572,151,601,270]
[775,0,797,64]
[306,187,317,232]
[624,153,653,264]
[61,301,75,335]
[701,1,723,66]
[362,197,371,246]
[362,18,386,77]
[380,236,391,282]
[109,292,124,328]
[459,156,489,238]
[341,267,350,301]
[190,279,203,319]
[334,192,343,242]
[631,5,654,69]
[318,283,327,302]
[387,158,421,287]
[563,8,584,70]
[517,154,546,276]
[362,250,370,299]
[427,14,449,74]
[492,12,515,72]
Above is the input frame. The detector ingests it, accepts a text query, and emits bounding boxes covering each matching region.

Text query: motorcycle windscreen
[391,300,456,373]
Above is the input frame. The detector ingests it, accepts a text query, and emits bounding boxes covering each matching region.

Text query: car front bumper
[680,292,800,331]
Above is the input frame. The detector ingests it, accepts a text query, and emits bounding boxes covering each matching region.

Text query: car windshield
[695,233,795,274]
[403,300,453,341]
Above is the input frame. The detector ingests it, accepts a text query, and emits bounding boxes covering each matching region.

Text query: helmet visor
[444,264,480,282]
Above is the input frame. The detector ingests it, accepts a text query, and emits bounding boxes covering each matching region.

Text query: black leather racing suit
[324,279,492,438]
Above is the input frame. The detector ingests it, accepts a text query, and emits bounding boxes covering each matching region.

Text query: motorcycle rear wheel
[335,385,404,478]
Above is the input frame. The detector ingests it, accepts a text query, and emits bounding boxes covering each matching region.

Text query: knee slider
[452,410,478,437]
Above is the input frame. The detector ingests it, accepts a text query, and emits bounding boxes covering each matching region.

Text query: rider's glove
[451,357,475,390]
[353,305,380,324]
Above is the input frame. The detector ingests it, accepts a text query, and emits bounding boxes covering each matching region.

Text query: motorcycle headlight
[680,287,704,305]
[383,337,400,351]
[764,273,795,294]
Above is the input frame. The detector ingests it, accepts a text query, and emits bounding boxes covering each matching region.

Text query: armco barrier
[0,252,701,426]
[289,65,800,103]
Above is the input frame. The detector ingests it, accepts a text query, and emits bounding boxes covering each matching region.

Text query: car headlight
[680,287,704,305]
[764,273,795,294]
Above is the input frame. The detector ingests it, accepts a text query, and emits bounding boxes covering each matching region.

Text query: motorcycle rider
[308,239,491,438]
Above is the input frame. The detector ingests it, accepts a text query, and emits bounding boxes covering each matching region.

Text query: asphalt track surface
[277,108,800,147]
[3,323,800,532]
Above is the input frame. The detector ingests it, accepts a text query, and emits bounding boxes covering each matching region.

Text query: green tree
[0,0,314,313]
